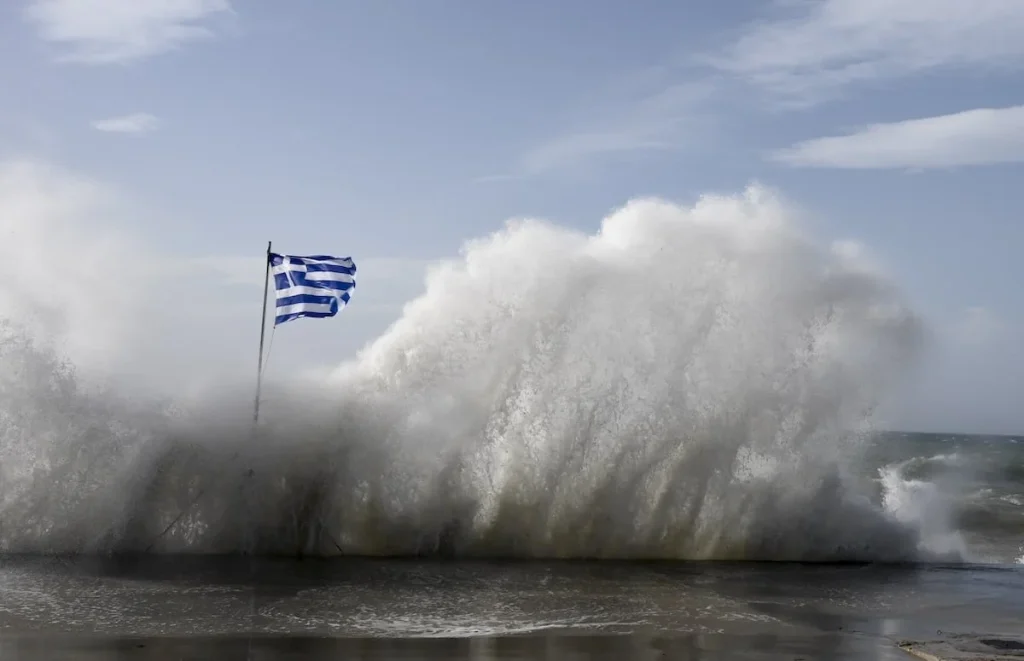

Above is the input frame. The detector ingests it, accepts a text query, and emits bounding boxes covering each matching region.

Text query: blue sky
[1,0,1022,434]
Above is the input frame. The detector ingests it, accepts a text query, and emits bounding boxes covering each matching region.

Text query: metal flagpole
[244,241,272,556]
[145,241,274,554]
[254,240,272,425]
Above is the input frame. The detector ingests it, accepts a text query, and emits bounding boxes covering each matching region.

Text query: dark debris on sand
[899,633,1024,661]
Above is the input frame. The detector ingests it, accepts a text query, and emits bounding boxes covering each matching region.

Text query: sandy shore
[0,632,1022,659]
[5,632,1022,660]
[2,557,1020,659]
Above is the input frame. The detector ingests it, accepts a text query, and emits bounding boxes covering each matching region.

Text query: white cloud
[519,127,670,176]
[708,0,1024,105]
[771,106,1024,169]
[23,0,232,64]
[92,113,160,134]
[483,82,713,180]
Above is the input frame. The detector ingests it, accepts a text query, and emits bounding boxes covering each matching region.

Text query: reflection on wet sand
[1,557,1020,660]
[0,633,913,661]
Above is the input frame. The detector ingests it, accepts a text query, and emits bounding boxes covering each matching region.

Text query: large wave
[0,175,966,561]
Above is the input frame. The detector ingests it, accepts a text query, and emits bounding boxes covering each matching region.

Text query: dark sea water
[861,432,1024,565]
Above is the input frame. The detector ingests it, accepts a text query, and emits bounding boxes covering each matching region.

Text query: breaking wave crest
[0,185,965,561]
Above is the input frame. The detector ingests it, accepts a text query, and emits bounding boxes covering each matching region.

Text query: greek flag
[270,253,356,325]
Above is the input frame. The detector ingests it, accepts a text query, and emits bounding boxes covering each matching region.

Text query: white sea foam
[878,463,968,559]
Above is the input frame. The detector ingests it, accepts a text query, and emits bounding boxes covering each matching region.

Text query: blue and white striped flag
[270,253,356,326]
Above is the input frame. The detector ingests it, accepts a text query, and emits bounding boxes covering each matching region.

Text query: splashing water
[0,182,965,561]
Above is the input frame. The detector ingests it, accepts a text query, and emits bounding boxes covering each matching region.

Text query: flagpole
[254,240,272,424]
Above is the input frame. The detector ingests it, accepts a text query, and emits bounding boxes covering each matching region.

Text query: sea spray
[0,183,962,560]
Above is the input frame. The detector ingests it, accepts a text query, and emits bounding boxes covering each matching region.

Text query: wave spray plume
[0,181,958,561]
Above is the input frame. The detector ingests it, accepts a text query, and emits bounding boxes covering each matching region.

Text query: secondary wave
[0,182,968,562]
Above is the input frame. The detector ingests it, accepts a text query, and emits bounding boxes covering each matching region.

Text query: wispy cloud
[481,81,713,181]
[707,0,1024,106]
[771,105,1024,169]
[23,0,233,64]
[92,113,161,134]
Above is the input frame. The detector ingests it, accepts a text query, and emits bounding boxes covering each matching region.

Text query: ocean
[862,433,1024,566]
[1,190,1022,658]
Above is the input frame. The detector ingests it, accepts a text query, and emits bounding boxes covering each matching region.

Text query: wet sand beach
[1,557,1021,660]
